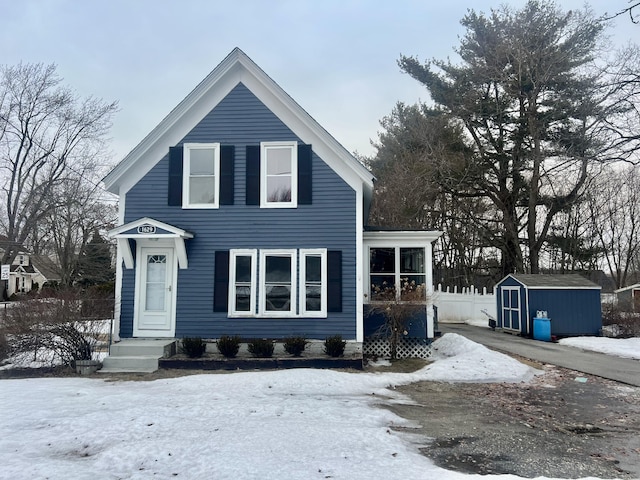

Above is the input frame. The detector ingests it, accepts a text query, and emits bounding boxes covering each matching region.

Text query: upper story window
[183,143,220,208]
[260,141,297,208]
[369,247,426,302]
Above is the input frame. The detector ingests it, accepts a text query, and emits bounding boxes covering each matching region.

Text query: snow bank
[559,336,640,360]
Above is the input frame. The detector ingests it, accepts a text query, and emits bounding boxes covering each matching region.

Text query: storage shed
[496,274,602,338]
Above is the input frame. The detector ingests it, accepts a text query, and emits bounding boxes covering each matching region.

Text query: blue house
[102,48,441,369]
[495,274,602,338]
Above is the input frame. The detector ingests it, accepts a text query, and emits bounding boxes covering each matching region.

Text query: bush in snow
[0,287,113,368]
[248,338,274,358]
[602,304,640,338]
[180,337,207,358]
[217,335,241,358]
[283,336,308,357]
[323,335,346,357]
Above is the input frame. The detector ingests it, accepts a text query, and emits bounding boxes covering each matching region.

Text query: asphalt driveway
[439,323,640,387]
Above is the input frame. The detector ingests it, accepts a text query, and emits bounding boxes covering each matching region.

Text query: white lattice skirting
[363,338,433,359]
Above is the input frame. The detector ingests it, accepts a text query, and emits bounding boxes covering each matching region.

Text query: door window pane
[145,255,166,311]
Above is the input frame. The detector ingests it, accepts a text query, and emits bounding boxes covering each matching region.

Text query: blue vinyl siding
[120,83,358,339]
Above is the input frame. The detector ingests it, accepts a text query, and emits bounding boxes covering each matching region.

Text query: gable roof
[502,273,600,289]
[614,283,640,294]
[103,48,374,199]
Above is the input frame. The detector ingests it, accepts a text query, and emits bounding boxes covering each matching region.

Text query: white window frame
[259,249,297,317]
[299,248,327,317]
[183,142,220,209]
[367,246,427,303]
[260,141,298,208]
[228,249,257,317]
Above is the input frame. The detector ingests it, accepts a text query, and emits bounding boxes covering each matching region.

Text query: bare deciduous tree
[0,63,117,270]
[588,164,640,288]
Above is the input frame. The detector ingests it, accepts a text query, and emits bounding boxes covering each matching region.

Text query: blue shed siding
[528,290,601,336]
[120,83,358,339]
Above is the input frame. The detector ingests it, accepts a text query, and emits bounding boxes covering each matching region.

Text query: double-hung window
[260,249,297,316]
[260,141,297,208]
[226,248,328,318]
[300,249,327,316]
[228,250,257,317]
[183,143,220,208]
[369,247,426,302]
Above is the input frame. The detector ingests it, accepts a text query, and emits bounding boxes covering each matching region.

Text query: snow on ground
[0,333,604,480]
[559,336,640,360]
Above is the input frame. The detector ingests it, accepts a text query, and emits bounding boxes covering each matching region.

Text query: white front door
[134,247,176,337]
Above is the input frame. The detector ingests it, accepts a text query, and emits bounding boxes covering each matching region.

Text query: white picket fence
[433,284,496,324]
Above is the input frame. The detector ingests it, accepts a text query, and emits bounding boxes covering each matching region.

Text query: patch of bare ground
[385,362,640,478]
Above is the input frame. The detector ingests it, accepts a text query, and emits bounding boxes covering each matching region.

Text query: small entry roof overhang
[108,217,194,269]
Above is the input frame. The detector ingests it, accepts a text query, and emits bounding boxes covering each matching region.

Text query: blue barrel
[533,317,551,342]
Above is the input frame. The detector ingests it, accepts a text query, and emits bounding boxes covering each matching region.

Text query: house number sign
[137,224,156,234]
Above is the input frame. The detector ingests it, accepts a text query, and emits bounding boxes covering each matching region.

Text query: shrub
[180,337,207,358]
[323,335,346,357]
[283,336,308,357]
[1,288,112,367]
[602,304,640,338]
[217,335,241,358]
[248,338,274,358]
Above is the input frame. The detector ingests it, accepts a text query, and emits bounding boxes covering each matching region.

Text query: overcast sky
[1,0,637,166]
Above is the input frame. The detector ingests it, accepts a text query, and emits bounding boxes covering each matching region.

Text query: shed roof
[506,274,600,289]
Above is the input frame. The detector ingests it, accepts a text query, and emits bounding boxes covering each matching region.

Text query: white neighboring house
[1,251,59,297]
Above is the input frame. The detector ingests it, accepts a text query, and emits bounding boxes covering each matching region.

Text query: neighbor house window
[183,143,220,208]
[228,250,257,317]
[260,249,297,316]
[300,249,327,316]
[260,141,297,208]
[369,247,426,302]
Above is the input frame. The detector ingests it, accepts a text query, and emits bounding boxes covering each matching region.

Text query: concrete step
[109,339,176,358]
[101,355,160,373]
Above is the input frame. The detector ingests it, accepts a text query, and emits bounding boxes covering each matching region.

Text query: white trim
[259,249,297,317]
[355,184,364,342]
[228,249,257,317]
[182,142,221,209]
[501,286,521,331]
[299,248,327,317]
[102,48,374,200]
[260,141,298,208]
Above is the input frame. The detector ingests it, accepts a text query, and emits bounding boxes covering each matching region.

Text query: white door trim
[133,240,177,338]
[501,286,521,331]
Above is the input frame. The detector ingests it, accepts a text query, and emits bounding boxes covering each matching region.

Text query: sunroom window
[260,141,297,208]
[369,247,426,302]
[183,143,220,208]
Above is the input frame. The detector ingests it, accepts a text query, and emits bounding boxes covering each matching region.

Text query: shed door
[634,289,640,313]
[502,287,521,331]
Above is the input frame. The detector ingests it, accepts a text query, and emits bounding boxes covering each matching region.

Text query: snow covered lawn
[0,334,606,480]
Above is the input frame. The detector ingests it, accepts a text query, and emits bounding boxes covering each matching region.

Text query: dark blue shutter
[168,146,183,206]
[214,251,230,312]
[327,250,342,312]
[246,145,260,205]
[220,145,235,205]
[298,144,312,205]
